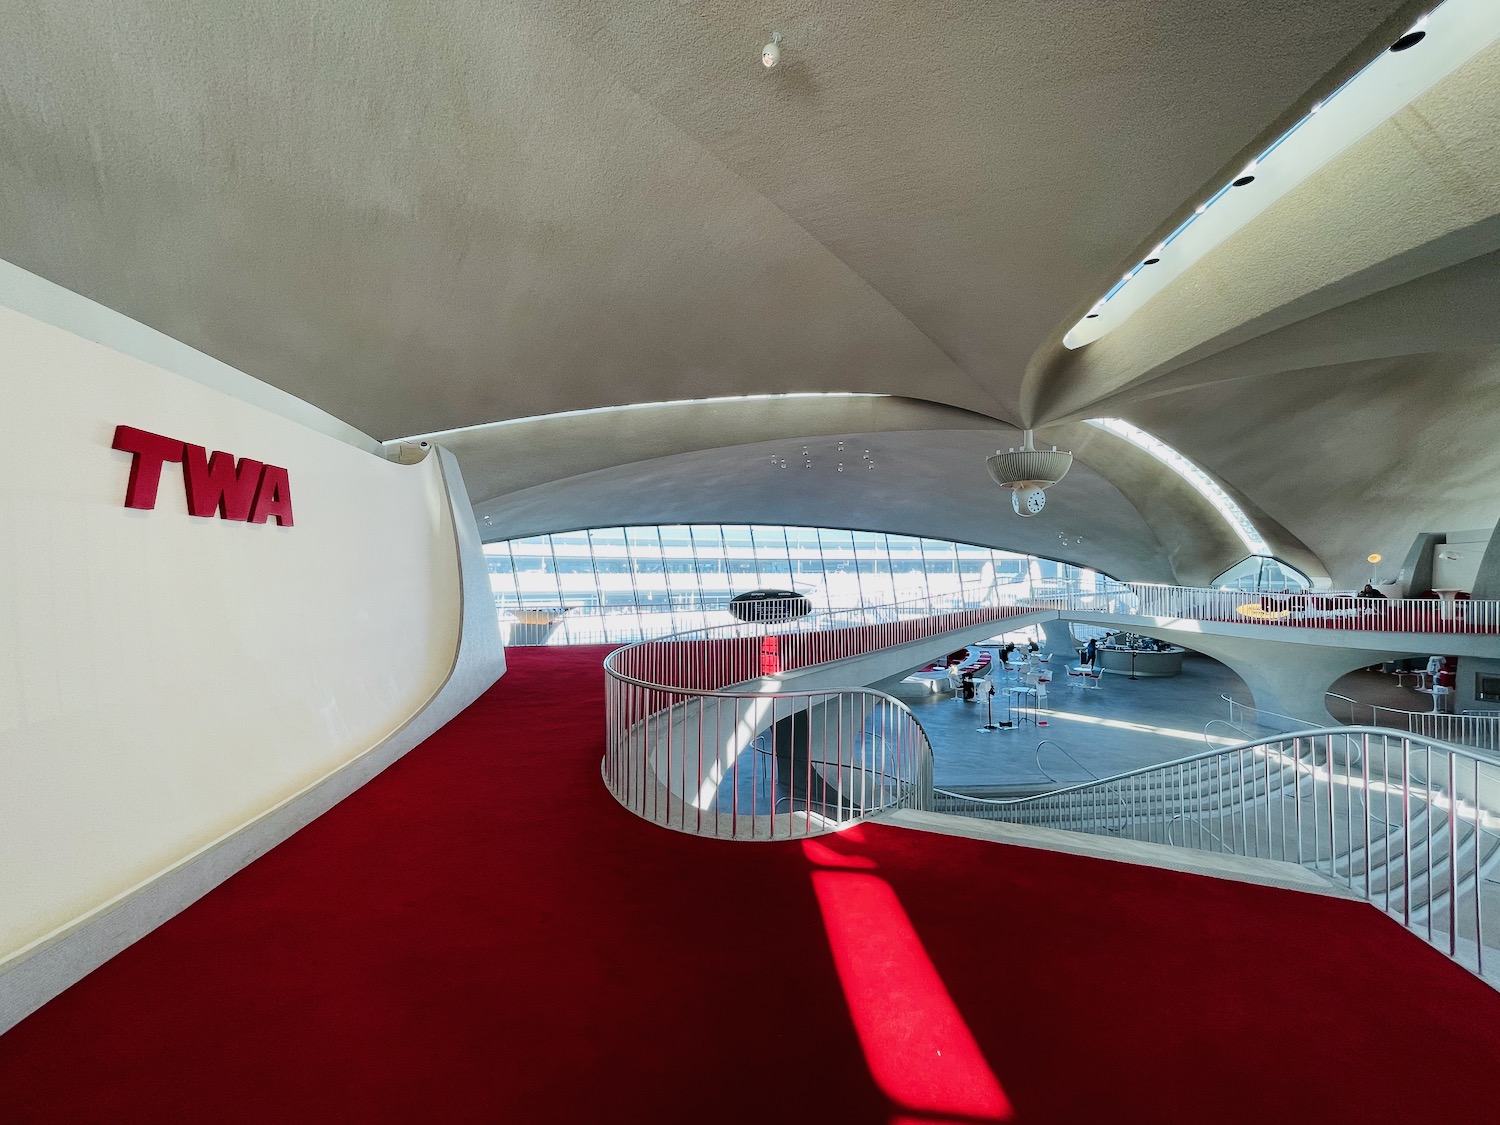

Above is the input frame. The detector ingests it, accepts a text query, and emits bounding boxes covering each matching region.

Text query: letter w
[182,444,264,521]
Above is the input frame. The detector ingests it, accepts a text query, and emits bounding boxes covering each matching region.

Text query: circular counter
[1096,645,1185,677]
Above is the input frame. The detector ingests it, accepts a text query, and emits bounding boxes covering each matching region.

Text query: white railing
[502,580,1031,647]
[1325,694,1500,754]
[500,603,738,646]
[1063,584,1500,636]
[602,584,1037,839]
[935,728,1500,985]
[603,684,933,840]
[508,579,1500,646]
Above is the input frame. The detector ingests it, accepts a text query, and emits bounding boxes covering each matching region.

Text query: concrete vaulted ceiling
[4,0,1496,586]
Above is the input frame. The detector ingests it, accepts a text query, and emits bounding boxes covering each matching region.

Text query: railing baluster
[1474,757,1484,978]
[1426,743,1434,945]
[1402,742,1413,929]
[1448,749,1459,958]
[599,581,1498,974]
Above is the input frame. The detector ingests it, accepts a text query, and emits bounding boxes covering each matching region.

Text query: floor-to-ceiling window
[486,524,1110,644]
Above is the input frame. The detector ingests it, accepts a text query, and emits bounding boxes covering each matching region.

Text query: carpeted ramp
[1,646,1496,1123]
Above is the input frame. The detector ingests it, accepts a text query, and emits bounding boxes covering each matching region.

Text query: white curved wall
[0,295,499,981]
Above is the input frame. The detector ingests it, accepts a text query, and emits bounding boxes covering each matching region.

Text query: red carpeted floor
[2,646,1498,1123]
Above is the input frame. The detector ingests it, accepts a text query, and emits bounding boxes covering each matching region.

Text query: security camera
[389,439,433,465]
[1012,486,1046,516]
[762,32,782,68]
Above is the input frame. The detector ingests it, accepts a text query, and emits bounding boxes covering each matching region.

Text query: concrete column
[1039,617,1079,660]
[1470,521,1500,600]
[1399,532,1444,598]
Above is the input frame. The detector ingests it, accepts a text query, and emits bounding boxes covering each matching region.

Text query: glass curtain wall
[1211,555,1312,593]
[487,524,1104,644]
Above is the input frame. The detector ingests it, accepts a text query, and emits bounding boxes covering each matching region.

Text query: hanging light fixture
[986,430,1073,517]
[770,439,875,474]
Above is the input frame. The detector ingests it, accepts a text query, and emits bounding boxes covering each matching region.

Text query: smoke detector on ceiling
[762,32,782,69]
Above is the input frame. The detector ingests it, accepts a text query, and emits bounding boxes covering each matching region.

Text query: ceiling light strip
[397,392,891,443]
[1064,0,1500,349]
[1087,418,1268,554]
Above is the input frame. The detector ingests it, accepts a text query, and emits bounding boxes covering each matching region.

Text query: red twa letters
[112,425,294,527]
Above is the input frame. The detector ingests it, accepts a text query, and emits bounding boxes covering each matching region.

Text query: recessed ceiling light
[1063,0,1496,351]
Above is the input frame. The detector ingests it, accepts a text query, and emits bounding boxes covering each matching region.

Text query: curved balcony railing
[602,586,1036,839]
[1040,583,1500,635]
[936,727,1500,984]
[1326,693,1500,754]
[598,578,1500,845]
[513,579,1500,646]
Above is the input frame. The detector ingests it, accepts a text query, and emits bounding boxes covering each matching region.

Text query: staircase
[935,727,1500,986]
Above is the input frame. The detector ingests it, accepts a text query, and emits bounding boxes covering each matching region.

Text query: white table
[1432,588,1464,621]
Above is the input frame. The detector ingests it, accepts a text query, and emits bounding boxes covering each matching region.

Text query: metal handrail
[1002,726,1499,800]
[600,572,1500,845]
[1167,813,1234,852]
[1220,693,1314,732]
[1320,692,1500,753]
[602,582,1022,840]
[1090,583,1500,636]
[603,579,1026,690]
[933,778,1132,836]
[937,724,1500,986]
[1324,692,1369,724]
[523,577,1500,648]
[1035,739,1099,783]
[1203,718,1252,746]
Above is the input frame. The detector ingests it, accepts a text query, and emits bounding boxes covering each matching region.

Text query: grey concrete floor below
[1327,667,1441,718]
[905,648,1251,793]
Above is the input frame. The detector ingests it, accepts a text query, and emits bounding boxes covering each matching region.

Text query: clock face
[1013,487,1046,515]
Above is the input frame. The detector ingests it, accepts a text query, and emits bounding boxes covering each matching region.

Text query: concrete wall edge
[0,257,382,454]
[0,447,505,1036]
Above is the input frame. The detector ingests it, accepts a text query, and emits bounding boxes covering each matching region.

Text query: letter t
[112,425,186,510]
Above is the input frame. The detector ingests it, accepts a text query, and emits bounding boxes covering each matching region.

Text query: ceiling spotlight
[986,429,1073,518]
[762,32,782,68]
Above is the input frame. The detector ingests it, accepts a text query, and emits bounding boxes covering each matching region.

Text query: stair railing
[936,726,1500,986]
[602,579,1036,840]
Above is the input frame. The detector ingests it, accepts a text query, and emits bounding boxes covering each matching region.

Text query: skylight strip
[1087,418,1268,554]
[397,392,891,444]
[1064,0,1500,349]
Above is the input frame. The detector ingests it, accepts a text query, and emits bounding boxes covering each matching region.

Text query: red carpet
[1,646,1497,1123]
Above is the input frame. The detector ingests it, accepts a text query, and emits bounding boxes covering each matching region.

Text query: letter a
[183,444,264,521]
[112,425,186,510]
[249,464,294,527]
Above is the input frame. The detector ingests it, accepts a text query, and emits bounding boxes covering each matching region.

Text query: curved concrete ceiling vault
[472,428,1180,584]
[442,396,1304,585]
[6,0,1494,589]
[1025,34,1500,586]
